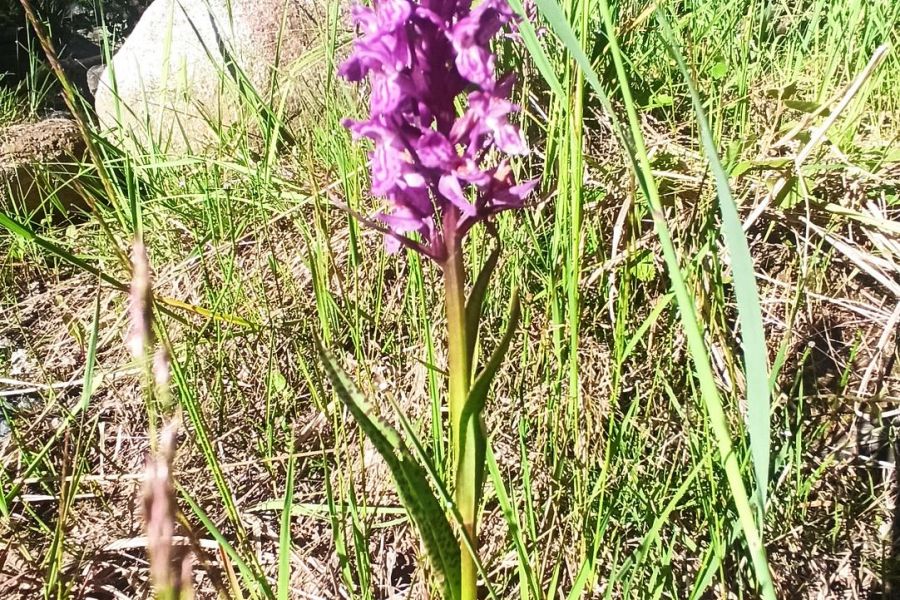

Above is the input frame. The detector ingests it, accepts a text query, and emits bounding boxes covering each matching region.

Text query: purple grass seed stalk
[127,238,192,599]
[128,239,154,359]
[339,0,536,262]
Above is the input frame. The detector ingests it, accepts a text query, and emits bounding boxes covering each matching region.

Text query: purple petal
[494,123,528,154]
[388,188,434,220]
[454,159,491,186]
[486,166,537,208]
[377,0,412,29]
[454,46,494,86]
[449,109,476,146]
[350,4,378,31]
[379,207,421,229]
[471,8,505,45]
[378,191,437,252]
[495,72,516,97]
[400,170,427,188]
[340,0,532,257]
[345,119,386,141]
[438,174,476,215]
[459,91,527,154]
[352,31,412,73]
[416,131,457,168]
[503,178,538,203]
[338,56,366,81]
[383,233,403,253]
[378,207,421,253]
[371,72,413,114]
[414,6,446,28]
[370,142,410,195]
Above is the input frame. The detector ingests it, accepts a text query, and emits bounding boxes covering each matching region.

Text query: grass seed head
[128,238,155,359]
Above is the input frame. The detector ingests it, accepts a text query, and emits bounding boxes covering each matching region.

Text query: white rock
[94,0,333,154]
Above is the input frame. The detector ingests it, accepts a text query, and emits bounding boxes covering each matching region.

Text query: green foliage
[529,0,781,596]
[0,0,149,33]
[656,11,772,513]
[0,0,895,597]
[462,289,521,506]
[315,339,462,600]
[464,247,500,367]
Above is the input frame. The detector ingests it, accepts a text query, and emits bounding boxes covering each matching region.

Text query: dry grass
[4,143,898,597]
[2,0,900,597]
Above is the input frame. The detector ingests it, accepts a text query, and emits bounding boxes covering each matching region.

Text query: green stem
[443,210,478,600]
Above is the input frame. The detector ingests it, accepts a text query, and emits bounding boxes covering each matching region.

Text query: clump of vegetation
[0,0,148,36]
[0,0,898,598]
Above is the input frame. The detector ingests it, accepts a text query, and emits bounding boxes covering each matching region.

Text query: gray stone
[87,63,104,97]
[94,0,332,154]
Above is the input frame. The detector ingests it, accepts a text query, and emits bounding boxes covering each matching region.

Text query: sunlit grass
[1,0,898,598]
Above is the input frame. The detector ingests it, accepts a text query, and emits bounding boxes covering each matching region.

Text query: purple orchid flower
[340,0,535,262]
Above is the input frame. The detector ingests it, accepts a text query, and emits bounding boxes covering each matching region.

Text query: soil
[0,117,83,164]
[0,117,88,216]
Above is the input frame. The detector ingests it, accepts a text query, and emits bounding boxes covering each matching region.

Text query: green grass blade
[619,293,674,365]
[463,290,521,503]
[391,400,502,600]
[466,290,522,420]
[536,1,775,595]
[179,488,273,599]
[465,247,501,366]
[158,328,256,561]
[322,458,356,594]
[506,0,565,98]
[617,460,704,578]
[0,212,128,292]
[655,11,771,513]
[530,0,601,97]
[315,339,462,600]
[531,0,629,153]
[3,286,102,508]
[0,214,248,328]
[276,441,296,600]
[484,444,540,600]
[44,289,101,595]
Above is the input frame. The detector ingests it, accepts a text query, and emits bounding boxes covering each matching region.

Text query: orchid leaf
[461,290,521,504]
[465,247,501,367]
[315,340,461,600]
